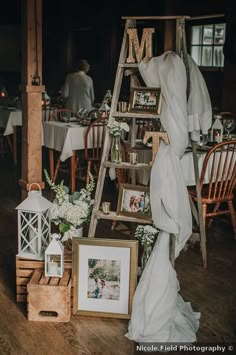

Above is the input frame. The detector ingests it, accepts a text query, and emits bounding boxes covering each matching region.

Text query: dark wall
[1,0,236,111]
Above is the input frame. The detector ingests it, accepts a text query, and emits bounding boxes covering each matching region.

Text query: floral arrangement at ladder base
[134,224,159,272]
[107,119,129,163]
[44,170,95,248]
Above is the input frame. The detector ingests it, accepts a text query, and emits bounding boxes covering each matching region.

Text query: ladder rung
[95,211,152,224]
[104,161,151,170]
[112,112,160,119]
[119,63,139,68]
[122,16,191,20]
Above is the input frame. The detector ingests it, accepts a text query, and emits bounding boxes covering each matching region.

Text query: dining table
[0,108,22,164]
[42,120,103,192]
[0,106,60,165]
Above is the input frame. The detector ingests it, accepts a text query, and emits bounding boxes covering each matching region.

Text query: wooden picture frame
[72,238,138,319]
[117,183,152,220]
[129,86,162,115]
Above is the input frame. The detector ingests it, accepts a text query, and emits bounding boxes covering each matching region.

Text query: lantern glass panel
[46,254,62,276]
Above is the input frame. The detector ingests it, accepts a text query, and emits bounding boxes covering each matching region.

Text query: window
[190,23,225,67]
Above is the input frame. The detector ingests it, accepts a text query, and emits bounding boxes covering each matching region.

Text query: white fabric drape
[126,51,201,343]
[187,55,212,141]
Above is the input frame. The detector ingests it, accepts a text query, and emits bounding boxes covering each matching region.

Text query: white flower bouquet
[44,170,95,239]
[134,225,159,249]
[107,120,129,137]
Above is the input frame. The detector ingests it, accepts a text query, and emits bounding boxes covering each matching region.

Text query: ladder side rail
[88,19,136,238]
[109,19,136,119]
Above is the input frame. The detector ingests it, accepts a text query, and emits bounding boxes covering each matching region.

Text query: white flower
[45,170,95,234]
[108,120,129,137]
[134,225,159,248]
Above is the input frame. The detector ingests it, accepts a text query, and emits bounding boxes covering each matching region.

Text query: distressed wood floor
[0,159,236,354]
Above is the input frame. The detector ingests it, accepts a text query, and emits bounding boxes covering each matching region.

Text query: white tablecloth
[0,109,22,135]
[180,150,206,186]
[42,121,102,161]
[134,148,234,187]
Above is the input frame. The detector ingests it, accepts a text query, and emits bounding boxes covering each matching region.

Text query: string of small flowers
[134,225,159,249]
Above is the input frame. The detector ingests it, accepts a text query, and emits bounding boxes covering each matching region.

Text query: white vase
[75,226,83,238]
[62,226,83,251]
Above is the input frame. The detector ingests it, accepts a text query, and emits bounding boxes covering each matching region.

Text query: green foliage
[59,222,71,233]
[88,258,97,269]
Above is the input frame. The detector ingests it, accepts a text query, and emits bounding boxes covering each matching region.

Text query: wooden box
[27,269,71,322]
[16,249,72,303]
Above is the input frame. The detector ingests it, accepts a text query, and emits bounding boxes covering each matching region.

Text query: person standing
[62,59,95,114]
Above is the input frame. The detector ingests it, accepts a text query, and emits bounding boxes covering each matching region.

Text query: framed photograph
[72,238,138,319]
[117,183,152,220]
[129,86,162,114]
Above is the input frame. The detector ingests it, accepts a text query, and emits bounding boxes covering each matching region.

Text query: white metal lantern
[16,183,52,260]
[45,234,64,278]
[211,115,223,143]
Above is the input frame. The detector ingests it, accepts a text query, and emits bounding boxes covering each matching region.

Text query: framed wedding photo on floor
[117,184,152,220]
[72,238,138,319]
[129,86,162,115]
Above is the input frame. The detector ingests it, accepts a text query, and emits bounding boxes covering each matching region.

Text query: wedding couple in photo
[129,194,145,213]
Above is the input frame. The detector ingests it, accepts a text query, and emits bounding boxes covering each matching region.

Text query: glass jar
[141,245,152,272]
[111,135,122,163]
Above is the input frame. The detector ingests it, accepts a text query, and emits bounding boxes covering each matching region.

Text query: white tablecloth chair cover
[126,51,201,343]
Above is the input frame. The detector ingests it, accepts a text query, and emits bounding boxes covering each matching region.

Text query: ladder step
[95,211,152,224]
[104,161,151,170]
[112,112,160,119]
[119,63,139,69]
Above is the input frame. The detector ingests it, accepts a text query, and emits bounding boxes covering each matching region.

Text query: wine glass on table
[221,112,236,140]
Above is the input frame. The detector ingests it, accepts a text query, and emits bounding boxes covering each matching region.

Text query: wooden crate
[27,269,71,322]
[16,249,72,303]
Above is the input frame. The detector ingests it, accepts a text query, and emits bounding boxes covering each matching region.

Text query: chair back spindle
[200,140,236,202]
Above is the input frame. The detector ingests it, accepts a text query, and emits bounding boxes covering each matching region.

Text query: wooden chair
[0,128,13,158]
[136,119,161,140]
[82,117,108,185]
[115,139,133,185]
[189,140,236,238]
[47,108,80,183]
[42,105,59,121]
[137,124,156,140]
[49,108,79,122]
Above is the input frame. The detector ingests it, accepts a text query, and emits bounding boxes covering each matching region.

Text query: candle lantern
[16,184,52,260]
[45,234,64,278]
[211,115,223,143]
[99,100,110,118]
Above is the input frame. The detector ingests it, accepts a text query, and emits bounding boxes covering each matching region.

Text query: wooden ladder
[88,16,207,268]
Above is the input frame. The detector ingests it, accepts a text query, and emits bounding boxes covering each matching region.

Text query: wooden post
[20,0,45,198]
[164,20,175,52]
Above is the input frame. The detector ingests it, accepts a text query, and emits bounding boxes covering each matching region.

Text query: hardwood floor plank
[0,160,236,353]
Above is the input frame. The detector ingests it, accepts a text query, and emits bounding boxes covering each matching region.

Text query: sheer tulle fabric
[125,52,209,343]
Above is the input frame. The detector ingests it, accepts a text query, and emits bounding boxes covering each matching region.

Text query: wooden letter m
[126,28,155,63]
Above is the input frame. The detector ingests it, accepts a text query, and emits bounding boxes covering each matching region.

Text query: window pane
[214,24,225,44]
[203,25,213,44]
[191,26,202,45]
[202,47,212,66]
[213,46,224,67]
[191,46,202,65]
